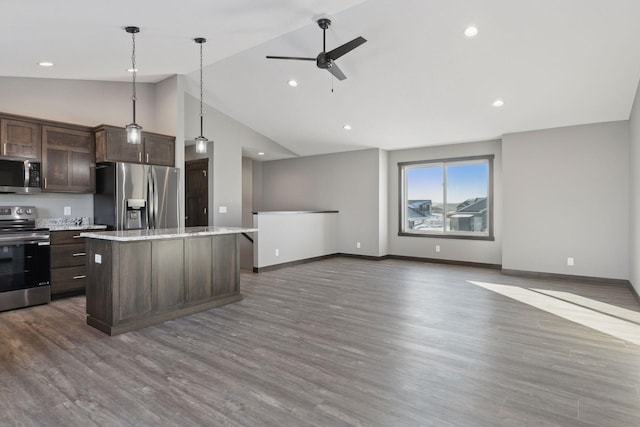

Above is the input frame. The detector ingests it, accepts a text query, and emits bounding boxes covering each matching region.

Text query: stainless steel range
[0,206,50,312]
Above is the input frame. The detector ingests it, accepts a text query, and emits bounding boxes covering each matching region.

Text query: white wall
[503,122,629,280]
[260,148,385,257]
[388,140,502,265]
[630,82,640,294]
[253,212,339,268]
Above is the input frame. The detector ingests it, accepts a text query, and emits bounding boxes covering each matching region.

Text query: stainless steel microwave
[0,158,41,194]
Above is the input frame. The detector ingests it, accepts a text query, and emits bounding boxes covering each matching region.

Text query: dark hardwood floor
[2,258,640,426]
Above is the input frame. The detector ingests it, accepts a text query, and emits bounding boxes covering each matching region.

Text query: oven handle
[0,235,50,244]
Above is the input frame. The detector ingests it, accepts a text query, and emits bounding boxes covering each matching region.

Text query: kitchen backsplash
[36,217,92,227]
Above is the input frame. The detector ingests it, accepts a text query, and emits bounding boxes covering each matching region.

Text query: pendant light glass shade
[126,123,142,144]
[126,26,142,145]
[194,37,209,154]
[195,135,208,154]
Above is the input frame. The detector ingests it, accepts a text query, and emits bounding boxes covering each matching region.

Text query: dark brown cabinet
[42,126,95,193]
[50,230,87,295]
[0,117,41,160]
[95,125,175,166]
[85,233,242,335]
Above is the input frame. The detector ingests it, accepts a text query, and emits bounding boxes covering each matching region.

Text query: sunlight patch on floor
[467,280,640,345]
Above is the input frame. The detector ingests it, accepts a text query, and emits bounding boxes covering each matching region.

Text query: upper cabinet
[0,117,42,160]
[42,125,95,193]
[95,125,175,167]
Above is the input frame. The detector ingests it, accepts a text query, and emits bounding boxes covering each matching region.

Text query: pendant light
[194,37,208,154]
[125,26,142,145]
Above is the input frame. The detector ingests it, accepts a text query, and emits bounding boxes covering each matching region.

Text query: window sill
[397,232,495,241]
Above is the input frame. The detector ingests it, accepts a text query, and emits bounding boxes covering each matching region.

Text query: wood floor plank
[1,257,640,426]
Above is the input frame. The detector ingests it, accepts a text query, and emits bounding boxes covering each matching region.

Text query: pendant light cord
[199,40,204,136]
[131,30,137,123]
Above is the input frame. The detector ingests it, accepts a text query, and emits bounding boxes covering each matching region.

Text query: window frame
[398,154,494,240]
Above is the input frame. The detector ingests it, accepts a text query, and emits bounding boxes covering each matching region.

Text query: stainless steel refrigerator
[94,162,180,231]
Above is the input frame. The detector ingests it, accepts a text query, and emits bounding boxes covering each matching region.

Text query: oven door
[0,238,50,293]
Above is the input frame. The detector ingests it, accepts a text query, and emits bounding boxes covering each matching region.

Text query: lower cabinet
[50,230,87,295]
[85,233,241,335]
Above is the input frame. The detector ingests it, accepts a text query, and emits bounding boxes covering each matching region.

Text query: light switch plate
[95,254,102,264]
[64,206,71,216]
[219,206,228,213]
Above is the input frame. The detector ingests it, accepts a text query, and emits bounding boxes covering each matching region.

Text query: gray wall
[0,75,181,222]
[630,82,640,294]
[240,158,254,269]
[502,121,629,280]
[260,148,385,257]
[387,139,502,265]
[183,94,294,227]
[0,193,93,218]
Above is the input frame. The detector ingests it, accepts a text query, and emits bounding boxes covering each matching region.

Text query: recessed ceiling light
[464,26,478,38]
[343,124,352,130]
[492,99,504,107]
[38,61,54,67]
[258,152,265,156]
[127,68,139,73]
[288,80,298,87]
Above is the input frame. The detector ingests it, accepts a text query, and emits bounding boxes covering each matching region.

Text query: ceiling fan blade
[266,55,316,61]
[327,61,347,81]
[326,36,367,60]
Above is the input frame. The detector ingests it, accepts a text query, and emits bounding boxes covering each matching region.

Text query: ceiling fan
[266,18,366,81]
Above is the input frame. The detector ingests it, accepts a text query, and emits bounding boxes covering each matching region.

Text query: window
[399,155,493,240]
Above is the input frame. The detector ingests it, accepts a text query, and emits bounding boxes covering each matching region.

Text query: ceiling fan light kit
[266,18,366,81]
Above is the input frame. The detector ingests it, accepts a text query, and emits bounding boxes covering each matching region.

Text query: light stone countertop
[47,224,108,231]
[80,226,258,242]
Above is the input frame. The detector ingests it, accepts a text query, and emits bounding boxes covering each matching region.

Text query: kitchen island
[81,226,257,335]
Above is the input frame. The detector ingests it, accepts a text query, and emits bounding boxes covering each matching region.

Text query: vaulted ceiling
[3,0,640,156]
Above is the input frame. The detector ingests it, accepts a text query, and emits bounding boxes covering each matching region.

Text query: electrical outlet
[356,242,361,249]
[64,206,71,216]
[219,206,227,213]
[275,249,279,257]
[436,245,441,253]
[567,257,574,266]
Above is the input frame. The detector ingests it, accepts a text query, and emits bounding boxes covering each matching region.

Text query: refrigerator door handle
[147,168,154,229]
[153,167,159,229]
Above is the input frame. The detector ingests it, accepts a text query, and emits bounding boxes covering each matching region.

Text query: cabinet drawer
[51,243,86,268]
[51,265,86,294]
[51,230,85,245]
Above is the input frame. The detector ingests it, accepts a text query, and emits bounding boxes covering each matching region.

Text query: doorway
[185,159,209,227]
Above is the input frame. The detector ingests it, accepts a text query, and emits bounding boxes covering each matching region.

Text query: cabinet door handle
[43,177,47,189]
[72,252,86,257]
[138,152,142,162]
[72,275,86,280]
[72,235,82,239]
[203,207,207,215]
[146,153,149,163]
[2,143,6,155]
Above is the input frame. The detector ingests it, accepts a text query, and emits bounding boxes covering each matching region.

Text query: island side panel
[185,236,213,302]
[213,234,240,297]
[85,239,114,327]
[153,239,185,311]
[117,241,153,323]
